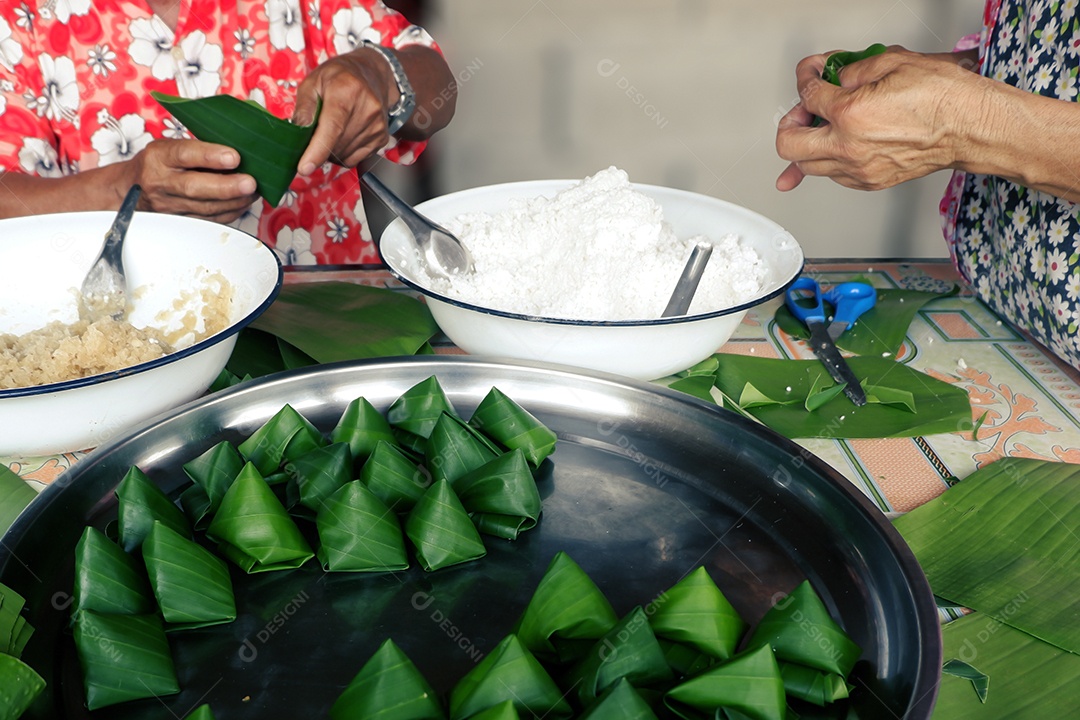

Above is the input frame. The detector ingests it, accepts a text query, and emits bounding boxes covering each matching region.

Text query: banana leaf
[405,480,486,572]
[469,388,558,468]
[72,610,179,711]
[513,551,619,663]
[664,645,785,720]
[711,355,971,439]
[893,457,1080,654]
[452,449,541,540]
[142,522,236,630]
[449,634,572,720]
[206,462,314,573]
[330,638,444,720]
[331,397,399,462]
[238,404,325,476]
[941,659,988,703]
[777,662,849,706]
[387,376,459,441]
[316,481,409,573]
[774,285,958,356]
[178,484,213,530]
[649,567,746,661]
[182,441,245,514]
[150,92,315,207]
[0,582,32,657]
[658,639,714,678]
[0,464,36,537]
[744,581,860,678]
[286,442,353,514]
[579,678,660,720]
[360,440,430,513]
[72,527,155,617]
[115,466,191,552]
[464,700,519,719]
[567,606,673,706]
[426,413,500,485]
[0,653,45,720]
[187,706,216,720]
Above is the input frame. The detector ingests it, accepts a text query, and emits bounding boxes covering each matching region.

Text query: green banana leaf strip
[277,335,317,369]
[893,457,1080,654]
[804,371,847,412]
[513,551,619,663]
[182,441,245,515]
[316,481,409,573]
[187,706,217,720]
[579,677,660,720]
[142,522,236,630]
[941,659,989,704]
[331,397,399,462]
[774,285,958,356]
[0,582,32,657]
[73,610,179,711]
[465,700,519,719]
[72,527,155,617]
[0,653,45,720]
[287,442,353,513]
[329,638,443,720]
[863,384,917,412]
[649,566,747,661]
[744,581,861,678]
[250,281,439,363]
[469,387,557,468]
[224,327,290,380]
[739,382,799,410]
[712,355,971,439]
[0,464,36,537]
[933,612,1080,719]
[664,645,785,720]
[426,413,500,485]
[405,480,486,572]
[206,462,314,573]
[449,634,572,720]
[238,404,325,475]
[663,375,717,404]
[151,92,315,207]
[387,376,460,440]
[361,440,431,513]
[568,606,673,706]
[452,449,541,540]
[658,638,714,679]
[115,466,191,552]
[777,662,850,707]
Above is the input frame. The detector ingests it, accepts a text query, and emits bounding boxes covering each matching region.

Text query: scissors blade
[807,322,867,406]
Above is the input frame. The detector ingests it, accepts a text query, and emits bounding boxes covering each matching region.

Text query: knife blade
[806,321,867,406]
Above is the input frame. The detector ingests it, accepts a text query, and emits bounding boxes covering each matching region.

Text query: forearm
[0,164,135,218]
[394,44,456,139]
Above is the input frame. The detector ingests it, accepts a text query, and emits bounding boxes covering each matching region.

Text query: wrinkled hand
[292,50,393,176]
[775,47,981,191]
[130,139,259,223]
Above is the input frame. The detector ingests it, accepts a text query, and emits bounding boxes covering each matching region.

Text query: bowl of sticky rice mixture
[0,212,281,456]
[379,167,804,380]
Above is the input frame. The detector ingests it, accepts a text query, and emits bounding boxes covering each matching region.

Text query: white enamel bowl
[0,212,281,456]
[379,180,805,380]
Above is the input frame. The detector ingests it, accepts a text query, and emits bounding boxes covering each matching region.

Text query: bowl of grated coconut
[379,167,804,380]
[0,211,281,457]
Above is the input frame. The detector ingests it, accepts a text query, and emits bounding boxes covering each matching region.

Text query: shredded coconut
[422,167,766,320]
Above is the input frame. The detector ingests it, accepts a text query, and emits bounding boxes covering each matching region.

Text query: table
[5,258,1080,519]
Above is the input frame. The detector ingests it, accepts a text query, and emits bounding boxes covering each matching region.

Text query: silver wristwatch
[361,40,416,135]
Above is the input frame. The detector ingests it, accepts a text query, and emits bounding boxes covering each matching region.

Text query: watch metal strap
[361,40,416,134]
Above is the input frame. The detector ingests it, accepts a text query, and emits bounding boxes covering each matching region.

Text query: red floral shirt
[0,0,437,265]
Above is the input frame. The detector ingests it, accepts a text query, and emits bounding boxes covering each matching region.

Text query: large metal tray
[0,357,940,718]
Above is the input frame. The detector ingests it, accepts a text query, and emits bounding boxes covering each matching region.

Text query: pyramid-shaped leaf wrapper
[470,387,557,468]
[426,413,499,486]
[567,606,673,706]
[187,706,217,720]
[386,376,459,441]
[777,662,850,707]
[206,462,314,573]
[405,480,486,572]
[142,522,236,630]
[649,566,746,661]
[579,677,659,720]
[73,527,155,617]
[317,481,409,573]
[744,581,860,678]
[452,449,541,540]
[73,610,180,711]
[463,700,519,720]
[0,654,46,720]
[329,638,443,720]
[288,442,353,513]
[115,465,191,552]
[361,440,430,513]
[449,634,572,720]
[664,645,785,720]
[238,404,325,476]
[331,397,398,462]
[182,440,245,514]
[513,551,619,662]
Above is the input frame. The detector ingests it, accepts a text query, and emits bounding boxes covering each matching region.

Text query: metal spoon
[661,240,714,317]
[360,170,474,278]
[80,184,142,321]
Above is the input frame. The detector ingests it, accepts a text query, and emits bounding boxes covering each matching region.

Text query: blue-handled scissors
[785,277,877,406]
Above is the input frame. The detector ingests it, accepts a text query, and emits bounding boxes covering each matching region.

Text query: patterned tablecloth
[6,259,1080,518]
